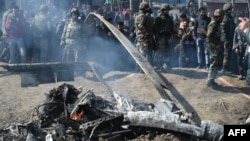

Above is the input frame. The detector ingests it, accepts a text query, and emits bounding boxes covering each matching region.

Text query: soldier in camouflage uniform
[154,3,175,71]
[60,8,87,62]
[220,3,236,74]
[206,9,224,87]
[134,2,154,66]
[146,7,156,50]
[31,4,51,62]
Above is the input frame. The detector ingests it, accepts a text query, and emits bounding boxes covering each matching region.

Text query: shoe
[206,80,219,87]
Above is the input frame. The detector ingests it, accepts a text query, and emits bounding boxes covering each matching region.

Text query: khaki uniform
[61,19,85,62]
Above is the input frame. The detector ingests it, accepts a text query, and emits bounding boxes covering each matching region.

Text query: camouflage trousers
[207,44,223,81]
[222,41,233,67]
[154,38,171,69]
[136,41,154,64]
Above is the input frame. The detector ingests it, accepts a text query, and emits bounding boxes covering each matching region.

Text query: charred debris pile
[0,83,224,141]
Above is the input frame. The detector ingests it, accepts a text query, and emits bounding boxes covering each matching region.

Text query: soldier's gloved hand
[60,40,65,46]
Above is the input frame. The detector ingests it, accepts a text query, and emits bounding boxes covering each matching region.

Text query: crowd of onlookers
[0,2,249,85]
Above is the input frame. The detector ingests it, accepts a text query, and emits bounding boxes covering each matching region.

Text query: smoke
[84,34,136,74]
[2,0,137,81]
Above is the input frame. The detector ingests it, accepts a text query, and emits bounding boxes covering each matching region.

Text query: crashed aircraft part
[85,13,171,101]
[0,84,224,141]
[126,111,224,140]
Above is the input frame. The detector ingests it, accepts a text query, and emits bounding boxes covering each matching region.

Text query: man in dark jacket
[194,6,211,69]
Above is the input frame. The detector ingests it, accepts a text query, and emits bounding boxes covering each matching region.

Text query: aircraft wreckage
[0,13,224,141]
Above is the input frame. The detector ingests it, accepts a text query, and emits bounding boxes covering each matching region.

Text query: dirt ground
[0,64,250,132]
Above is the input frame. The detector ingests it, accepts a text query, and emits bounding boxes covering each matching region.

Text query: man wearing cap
[206,9,224,87]
[154,3,175,71]
[220,3,236,74]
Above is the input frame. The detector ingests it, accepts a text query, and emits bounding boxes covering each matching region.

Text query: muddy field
[0,65,250,140]
[0,66,250,125]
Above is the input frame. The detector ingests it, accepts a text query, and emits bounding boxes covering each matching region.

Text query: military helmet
[70,7,80,15]
[139,2,149,10]
[214,9,224,17]
[161,3,170,10]
[39,4,48,12]
[223,3,233,11]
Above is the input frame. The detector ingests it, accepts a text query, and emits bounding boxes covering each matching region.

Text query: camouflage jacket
[154,13,174,40]
[206,20,221,47]
[220,14,236,43]
[134,11,152,42]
